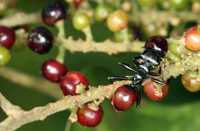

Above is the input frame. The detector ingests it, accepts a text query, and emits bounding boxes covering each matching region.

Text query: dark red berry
[77,104,103,127]
[145,36,168,53]
[27,26,53,54]
[42,1,66,25]
[73,0,84,8]
[112,86,137,111]
[60,71,89,95]
[0,26,16,49]
[42,59,68,83]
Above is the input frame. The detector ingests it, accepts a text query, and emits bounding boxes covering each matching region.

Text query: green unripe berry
[95,4,111,21]
[113,29,132,42]
[73,12,90,30]
[0,47,11,66]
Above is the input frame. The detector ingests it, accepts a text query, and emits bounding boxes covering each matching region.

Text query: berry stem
[120,28,131,43]
[56,21,66,63]
[56,20,66,38]
[197,24,200,33]
[83,27,93,41]
[56,45,66,63]
[64,120,72,131]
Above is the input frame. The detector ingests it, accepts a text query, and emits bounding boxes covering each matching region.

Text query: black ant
[108,36,168,106]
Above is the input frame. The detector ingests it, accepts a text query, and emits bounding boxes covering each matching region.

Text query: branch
[0,81,130,131]
[161,51,200,80]
[0,43,199,130]
[0,67,61,98]
[0,12,40,27]
[58,37,144,55]
[0,10,199,27]
[135,10,200,26]
[0,92,23,116]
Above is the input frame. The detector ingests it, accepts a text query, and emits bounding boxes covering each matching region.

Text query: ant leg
[130,84,142,107]
[148,76,165,85]
[108,75,133,81]
[118,62,137,73]
[149,66,162,76]
[149,72,160,76]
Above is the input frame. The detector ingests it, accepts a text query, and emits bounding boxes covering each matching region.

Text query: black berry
[42,1,66,25]
[27,26,53,54]
[145,36,168,52]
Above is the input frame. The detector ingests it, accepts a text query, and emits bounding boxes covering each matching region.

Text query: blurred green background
[0,0,200,131]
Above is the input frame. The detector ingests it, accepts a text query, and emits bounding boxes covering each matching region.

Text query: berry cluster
[42,59,94,126]
[0,0,200,129]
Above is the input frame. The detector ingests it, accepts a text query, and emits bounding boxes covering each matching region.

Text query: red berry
[145,36,168,53]
[77,104,103,127]
[42,59,68,83]
[27,26,53,54]
[73,0,84,8]
[0,26,16,49]
[42,1,66,25]
[143,79,169,101]
[60,71,89,95]
[183,26,200,51]
[112,86,137,111]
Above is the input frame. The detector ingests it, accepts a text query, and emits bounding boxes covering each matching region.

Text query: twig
[0,12,40,27]
[0,67,61,98]
[0,81,131,131]
[58,37,144,55]
[0,92,23,116]
[0,10,199,27]
[0,43,199,130]
[64,120,72,131]
[162,52,200,80]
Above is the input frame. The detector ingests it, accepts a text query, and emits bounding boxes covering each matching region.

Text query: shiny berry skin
[77,104,103,127]
[183,26,200,51]
[0,26,16,49]
[107,10,128,32]
[72,12,90,30]
[73,0,84,8]
[0,47,11,66]
[42,1,66,25]
[145,36,168,53]
[112,86,137,111]
[143,79,169,101]
[42,59,68,83]
[27,26,53,54]
[60,71,89,95]
[181,72,200,92]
